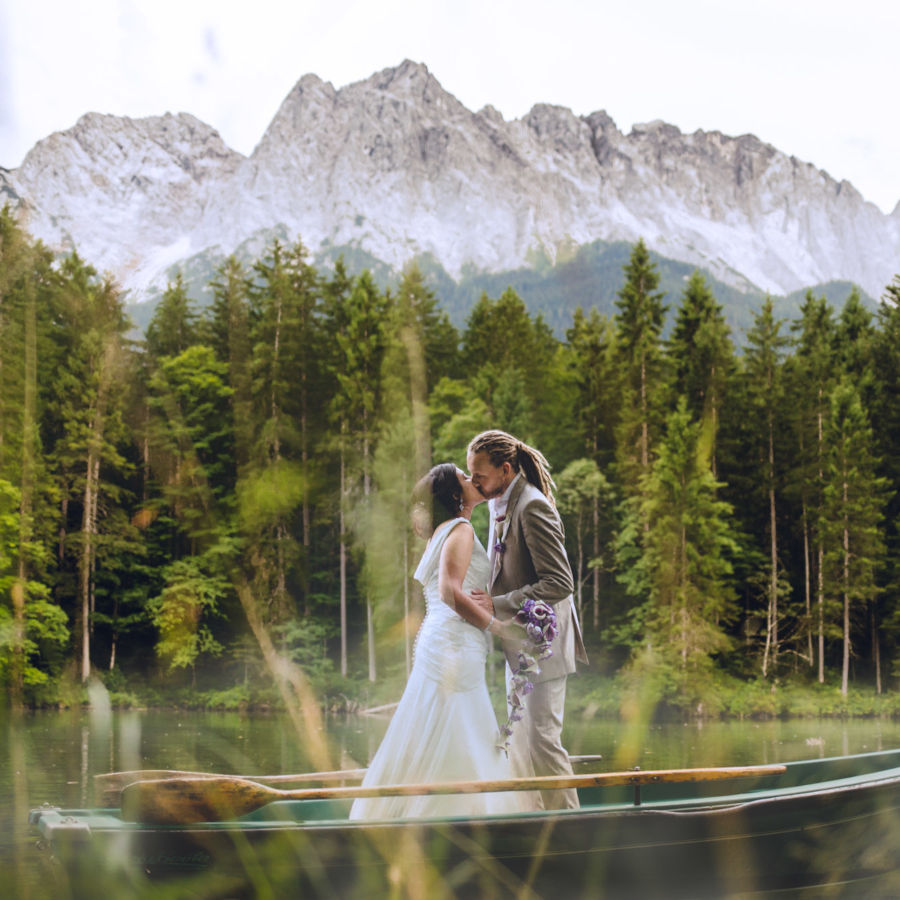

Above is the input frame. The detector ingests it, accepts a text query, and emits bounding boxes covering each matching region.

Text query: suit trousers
[505,669,580,810]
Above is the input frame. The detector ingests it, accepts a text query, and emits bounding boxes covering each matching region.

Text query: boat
[29,749,900,898]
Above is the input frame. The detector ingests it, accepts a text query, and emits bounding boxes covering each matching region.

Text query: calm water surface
[4,704,900,897]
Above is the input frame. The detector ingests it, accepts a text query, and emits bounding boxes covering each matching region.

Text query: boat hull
[30,750,900,898]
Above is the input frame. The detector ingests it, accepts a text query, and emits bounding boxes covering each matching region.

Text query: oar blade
[95,770,222,808]
[121,777,276,825]
[96,767,366,808]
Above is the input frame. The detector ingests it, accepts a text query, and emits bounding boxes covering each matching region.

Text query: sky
[1,0,898,214]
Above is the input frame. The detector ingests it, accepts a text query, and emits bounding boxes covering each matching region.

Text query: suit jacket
[489,477,588,682]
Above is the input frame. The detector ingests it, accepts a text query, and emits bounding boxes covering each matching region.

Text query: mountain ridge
[3,59,898,309]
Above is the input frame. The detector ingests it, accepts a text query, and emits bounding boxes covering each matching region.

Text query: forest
[2,204,900,717]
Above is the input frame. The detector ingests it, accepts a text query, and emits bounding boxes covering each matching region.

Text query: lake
[4,704,900,897]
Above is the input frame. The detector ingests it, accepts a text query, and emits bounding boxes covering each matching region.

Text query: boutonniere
[493,513,510,556]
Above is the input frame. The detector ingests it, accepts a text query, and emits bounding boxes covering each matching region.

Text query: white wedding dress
[349,518,525,820]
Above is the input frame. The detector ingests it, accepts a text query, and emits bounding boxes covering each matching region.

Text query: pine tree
[321,260,353,677]
[666,270,733,476]
[244,239,322,622]
[366,263,435,674]
[565,309,620,627]
[52,254,133,682]
[0,211,68,702]
[324,269,390,680]
[786,291,835,680]
[820,380,887,696]
[462,287,557,442]
[207,256,252,476]
[557,458,613,630]
[565,308,619,462]
[743,298,790,678]
[614,239,667,485]
[871,275,900,688]
[627,398,737,701]
[145,274,198,358]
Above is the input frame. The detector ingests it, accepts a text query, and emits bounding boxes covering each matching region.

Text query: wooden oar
[121,764,785,825]
[94,768,366,807]
[96,755,603,807]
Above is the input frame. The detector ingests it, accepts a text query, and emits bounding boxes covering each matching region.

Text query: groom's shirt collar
[490,472,521,520]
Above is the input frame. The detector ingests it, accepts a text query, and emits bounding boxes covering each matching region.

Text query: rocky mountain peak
[3,61,898,304]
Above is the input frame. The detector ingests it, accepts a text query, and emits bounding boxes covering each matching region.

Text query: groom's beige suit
[489,475,588,809]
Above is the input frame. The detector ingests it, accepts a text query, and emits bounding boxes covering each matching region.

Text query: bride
[349,463,526,820]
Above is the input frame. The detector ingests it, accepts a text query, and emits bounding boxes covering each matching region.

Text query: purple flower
[496,598,560,752]
[493,541,505,555]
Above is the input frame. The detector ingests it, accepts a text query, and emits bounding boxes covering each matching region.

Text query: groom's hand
[470,589,495,613]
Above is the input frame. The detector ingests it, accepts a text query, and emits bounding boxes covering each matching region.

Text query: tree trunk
[364,429,376,683]
[640,351,649,470]
[301,406,310,615]
[339,443,348,678]
[709,365,719,478]
[109,618,118,671]
[79,426,102,683]
[762,415,778,679]
[872,604,882,695]
[680,524,688,666]
[575,518,584,627]
[802,503,813,665]
[592,494,600,630]
[841,485,850,697]
[11,282,37,706]
[817,544,825,683]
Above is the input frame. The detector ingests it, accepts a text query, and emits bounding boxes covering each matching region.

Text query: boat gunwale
[29,756,900,836]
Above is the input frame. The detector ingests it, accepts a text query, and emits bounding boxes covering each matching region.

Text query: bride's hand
[470,589,495,613]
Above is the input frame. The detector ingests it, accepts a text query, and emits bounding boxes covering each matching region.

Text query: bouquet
[497,598,558,752]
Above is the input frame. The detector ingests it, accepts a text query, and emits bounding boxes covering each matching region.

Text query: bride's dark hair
[411,463,463,534]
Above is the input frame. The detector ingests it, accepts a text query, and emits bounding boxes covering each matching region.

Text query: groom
[467,430,587,810]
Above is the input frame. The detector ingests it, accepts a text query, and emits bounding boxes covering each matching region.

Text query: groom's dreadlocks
[467,430,557,506]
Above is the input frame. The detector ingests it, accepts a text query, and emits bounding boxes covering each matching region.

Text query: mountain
[4,60,899,316]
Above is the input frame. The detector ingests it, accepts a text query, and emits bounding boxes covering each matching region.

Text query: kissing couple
[349,429,588,821]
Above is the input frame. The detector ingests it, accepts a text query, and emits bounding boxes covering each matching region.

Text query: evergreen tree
[244,239,322,622]
[820,380,888,696]
[145,344,236,681]
[462,287,557,441]
[324,269,390,680]
[206,256,253,477]
[666,270,733,475]
[871,275,900,687]
[145,274,198,359]
[626,398,737,703]
[834,287,875,390]
[321,260,354,677]
[52,254,133,682]
[0,211,68,703]
[742,298,790,678]
[565,307,619,467]
[557,458,613,630]
[786,291,835,680]
[614,239,667,485]
[366,263,436,674]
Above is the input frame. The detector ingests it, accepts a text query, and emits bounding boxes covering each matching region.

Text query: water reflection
[4,708,900,897]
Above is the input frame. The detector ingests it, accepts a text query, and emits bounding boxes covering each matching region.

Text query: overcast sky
[1,0,897,213]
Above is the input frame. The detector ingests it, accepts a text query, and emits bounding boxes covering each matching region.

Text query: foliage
[1,211,899,716]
